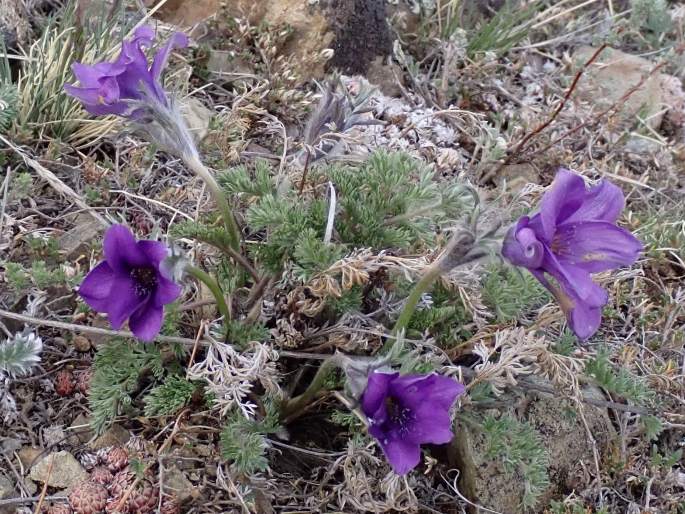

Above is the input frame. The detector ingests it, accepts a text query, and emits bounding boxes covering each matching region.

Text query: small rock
[496,163,539,193]
[180,98,213,143]
[163,465,197,502]
[0,476,13,499]
[72,335,92,352]
[206,49,254,79]
[69,414,94,445]
[58,213,102,259]
[449,380,614,514]
[20,478,37,495]
[88,424,131,450]
[29,451,88,489]
[0,475,13,514]
[365,56,404,98]
[18,447,44,470]
[574,46,681,132]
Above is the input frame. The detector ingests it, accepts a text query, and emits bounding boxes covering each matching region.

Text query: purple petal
[531,270,607,340]
[380,438,421,475]
[128,302,163,341]
[105,275,147,329]
[405,403,455,445]
[539,169,586,242]
[80,100,130,117]
[541,248,598,303]
[566,296,603,340]
[137,240,169,266]
[151,32,188,80]
[103,225,148,273]
[361,372,398,417]
[554,221,642,273]
[564,179,625,224]
[390,374,464,411]
[71,62,125,87]
[502,219,544,269]
[154,275,182,306]
[78,262,116,312]
[65,76,121,106]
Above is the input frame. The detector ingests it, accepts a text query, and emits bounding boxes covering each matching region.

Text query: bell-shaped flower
[78,225,181,341]
[64,25,187,118]
[361,371,464,475]
[502,168,642,339]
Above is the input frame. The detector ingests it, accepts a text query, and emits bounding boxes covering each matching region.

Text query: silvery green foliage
[0,332,43,378]
[0,377,18,423]
[0,82,18,132]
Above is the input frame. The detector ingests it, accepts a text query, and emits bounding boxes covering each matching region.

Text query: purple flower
[78,225,181,342]
[64,25,187,117]
[361,371,464,475]
[502,168,642,340]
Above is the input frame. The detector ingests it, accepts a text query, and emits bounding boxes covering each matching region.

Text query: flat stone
[58,213,101,259]
[449,380,614,514]
[18,447,44,470]
[69,413,94,445]
[29,451,88,489]
[0,476,13,498]
[88,424,130,450]
[180,98,213,143]
[573,46,683,132]
[163,465,197,502]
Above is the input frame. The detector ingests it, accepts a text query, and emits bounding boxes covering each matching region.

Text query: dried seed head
[55,369,75,396]
[106,447,129,472]
[68,480,108,514]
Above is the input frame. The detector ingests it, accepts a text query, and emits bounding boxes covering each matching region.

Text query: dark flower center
[385,396,415,434]
[130,267,157,297]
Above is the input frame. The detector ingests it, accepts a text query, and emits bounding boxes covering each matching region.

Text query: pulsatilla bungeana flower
[502,168,642,340]
[78,225,181,341]
[361,371,464,475]
[64,25,187,117]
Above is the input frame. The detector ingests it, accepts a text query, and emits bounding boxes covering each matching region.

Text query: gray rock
[163,465,196,502]
[58,214,102,259]
[29,451,88,489]
[449,380,614,514]
[0,475,13,499]
[88,424,130,450]
[574,46,683,132]
[69,413,94,445]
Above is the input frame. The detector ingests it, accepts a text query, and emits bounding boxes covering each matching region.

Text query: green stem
[384,263,443,352]
[182,152,241,251]
[185,265,231,321]
[280,357,338,422]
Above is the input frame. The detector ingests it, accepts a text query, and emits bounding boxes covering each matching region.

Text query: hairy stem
[280,357,338,422]
[182,152,241,251]
[185,265,231,321]
[390,262,443,339]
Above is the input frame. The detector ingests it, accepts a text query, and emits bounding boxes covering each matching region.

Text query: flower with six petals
[78,225,181,341]
[502,168,642,340]
[361,371,464,475]
[64,25,187,117]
